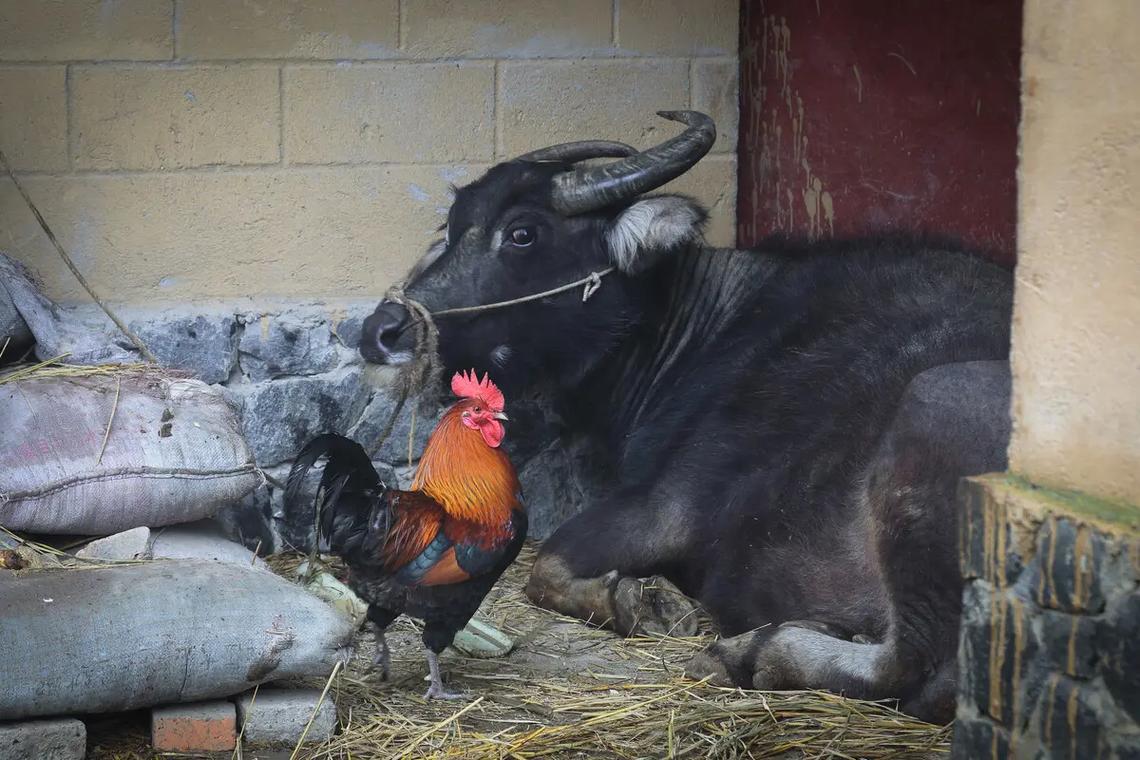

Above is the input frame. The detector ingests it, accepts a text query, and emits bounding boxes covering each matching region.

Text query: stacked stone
[954,476,1139,759]
[81,302,597,551]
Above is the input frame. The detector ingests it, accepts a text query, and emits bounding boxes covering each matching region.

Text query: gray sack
[1,373,261,534]
[0,560,354,719]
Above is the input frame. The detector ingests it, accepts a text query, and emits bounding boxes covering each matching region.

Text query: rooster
[285,370,526,699]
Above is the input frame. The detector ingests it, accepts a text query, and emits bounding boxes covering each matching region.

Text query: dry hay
[0,355,178,386]
[275,545,951,760]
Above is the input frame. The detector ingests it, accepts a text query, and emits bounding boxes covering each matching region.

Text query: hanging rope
[0,148,158,363]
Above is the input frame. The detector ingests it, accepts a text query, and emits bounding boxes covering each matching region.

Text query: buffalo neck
[575,244,781,454]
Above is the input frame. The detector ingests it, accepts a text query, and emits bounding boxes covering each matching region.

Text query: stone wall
[0,0,739,305]
[954,476,1139,759]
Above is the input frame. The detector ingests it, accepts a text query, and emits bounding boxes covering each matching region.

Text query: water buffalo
[360,111,1012,722]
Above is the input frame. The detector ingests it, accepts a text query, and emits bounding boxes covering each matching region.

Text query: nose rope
[363,266,616,458]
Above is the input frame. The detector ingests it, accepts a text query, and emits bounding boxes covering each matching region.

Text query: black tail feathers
[283,433,388,558]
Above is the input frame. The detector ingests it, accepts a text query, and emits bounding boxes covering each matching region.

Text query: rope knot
[582,271,604,302]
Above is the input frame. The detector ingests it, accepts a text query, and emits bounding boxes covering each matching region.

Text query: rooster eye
[507,226,535,248]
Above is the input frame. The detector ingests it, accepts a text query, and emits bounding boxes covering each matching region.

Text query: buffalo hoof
[684,628,770,688]
[611,575,699,638]
[684,647,735,687]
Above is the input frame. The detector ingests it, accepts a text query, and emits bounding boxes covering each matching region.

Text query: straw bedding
[5,535,950,759]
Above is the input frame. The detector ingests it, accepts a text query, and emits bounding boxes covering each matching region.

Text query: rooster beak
[493,411,509,422]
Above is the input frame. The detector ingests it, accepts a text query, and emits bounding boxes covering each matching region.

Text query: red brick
[151,701,236,752]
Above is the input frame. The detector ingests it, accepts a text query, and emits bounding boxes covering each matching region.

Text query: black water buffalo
[360,111,1012,723]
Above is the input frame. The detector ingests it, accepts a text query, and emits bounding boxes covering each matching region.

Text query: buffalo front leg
[525,499,699,637]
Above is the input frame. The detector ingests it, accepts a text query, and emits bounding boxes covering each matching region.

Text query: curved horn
[550,111,716,215]
[513,140,637,163]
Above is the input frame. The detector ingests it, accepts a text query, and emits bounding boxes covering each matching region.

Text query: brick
[76,527,152,561]
[661,155,737,247]
[692,58,739,153]
[0,0,172,61]
[498,60,688,158]
[177,0,399,60]
[152,701,236,752]
[0,717,85,760]
[0,165,481,303]
[235,689,337,744]
[284,63,494,163]
[0,67,68,171]
[616,0,738,56]
[72,66,280,170]
[403,0,613,58]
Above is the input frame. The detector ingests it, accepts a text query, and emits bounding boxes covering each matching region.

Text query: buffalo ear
[604,195,708,275]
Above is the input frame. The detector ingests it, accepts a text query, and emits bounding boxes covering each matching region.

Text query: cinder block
[283,63,494,164]
[177,0,399,60]
[72,66,280,170]
[0,67,68,171]
[76,526,152,561]
[691,58,739,153]
[235,689,337,745]
[0,165,484,303]
[152,701,236,753]
[616,0,738,56]
[0,717,85,760]
[403,0,613,58]
[497,60,688,158]
[0,0,172,61]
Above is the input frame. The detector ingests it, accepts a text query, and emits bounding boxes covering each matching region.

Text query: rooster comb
[451,369,505,412]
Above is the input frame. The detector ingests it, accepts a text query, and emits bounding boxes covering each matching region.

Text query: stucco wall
[0,0,739,305]
[1009,0,1140,507]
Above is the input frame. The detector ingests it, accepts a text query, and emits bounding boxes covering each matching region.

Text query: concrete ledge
[953,474,1140,759]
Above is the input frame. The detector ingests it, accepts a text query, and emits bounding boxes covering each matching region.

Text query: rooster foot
[611,574,699,638]
[423,649,464,700]
[423,683,465,701]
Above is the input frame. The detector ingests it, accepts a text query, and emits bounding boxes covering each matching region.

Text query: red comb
[450,369,505,412]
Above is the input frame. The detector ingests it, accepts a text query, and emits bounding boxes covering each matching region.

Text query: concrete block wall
[0,0,739,306]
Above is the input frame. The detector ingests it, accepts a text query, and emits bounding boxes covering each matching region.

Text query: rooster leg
[423,649,463,700]
[372,629,391,681]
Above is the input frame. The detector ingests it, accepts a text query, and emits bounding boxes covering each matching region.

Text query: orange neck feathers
[412,407,522,525]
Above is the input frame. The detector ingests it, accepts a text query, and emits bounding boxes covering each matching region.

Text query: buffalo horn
[550,111,716,215]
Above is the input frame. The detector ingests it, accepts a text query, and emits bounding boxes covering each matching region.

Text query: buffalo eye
[507,226,535,248]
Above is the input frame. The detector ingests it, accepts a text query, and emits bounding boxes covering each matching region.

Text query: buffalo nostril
[359,301,411,363]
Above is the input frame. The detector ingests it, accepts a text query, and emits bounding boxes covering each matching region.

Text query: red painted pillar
[737,0,1022,265]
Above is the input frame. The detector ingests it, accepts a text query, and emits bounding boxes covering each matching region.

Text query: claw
[423,683,465,700]
[423,648,464,700]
